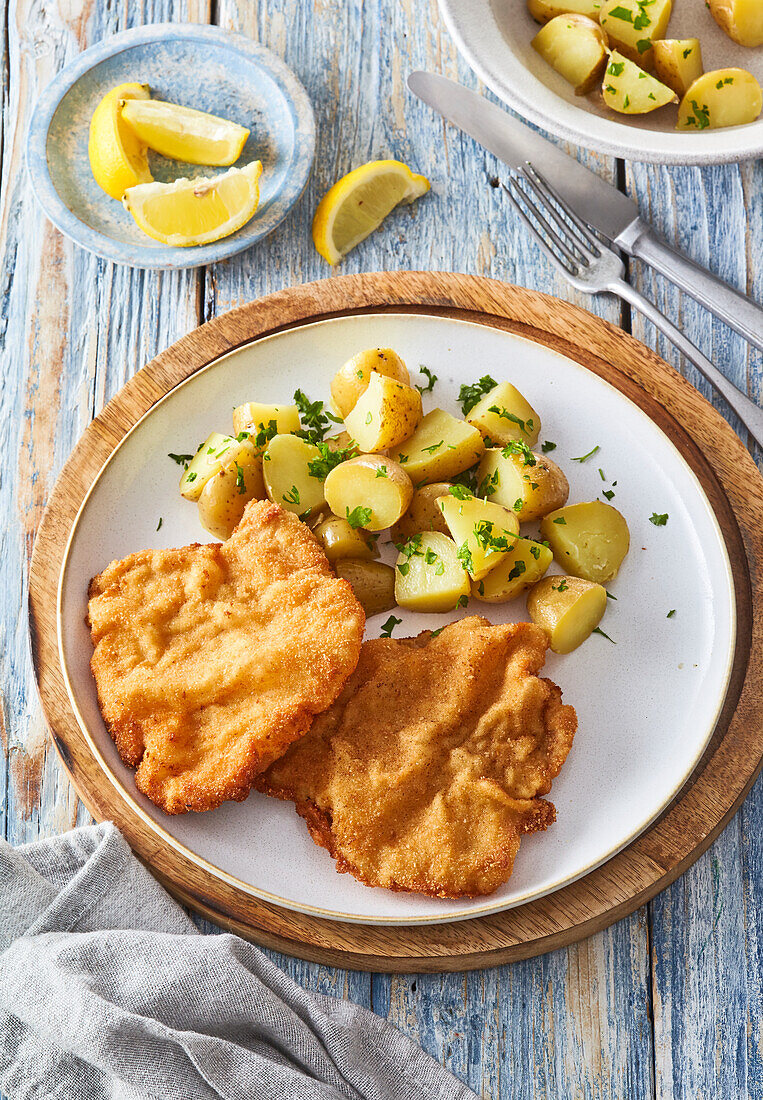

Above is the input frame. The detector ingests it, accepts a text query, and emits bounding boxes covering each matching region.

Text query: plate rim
[25,22,316,269]
[438,0,763,166]
[55,309,737,927]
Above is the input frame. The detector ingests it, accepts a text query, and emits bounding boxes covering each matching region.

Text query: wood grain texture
[2,0,763,1093]
[27,273,763,981]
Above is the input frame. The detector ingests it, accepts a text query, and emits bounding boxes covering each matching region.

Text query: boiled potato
[335,559,396,617]
[330,348,410,418]
[528,0,603,24]
[313,515,378,561]
[466,382,540,447]
[598,0,672,68]
[262,433,327,519]
[394,531,470,613]
[540,501,630,583]
[678,69,762,131]
[343,372,422,453]
[653,39,703,97]
[708,0,763,47]
[180,432,251,502]
[438,495,520,581]
[231,402,300,444]
[532,14,610,95]
[324,454,413,532]
[526,575,607,654]
[472,539,553,603]
[390,482,452,542]
[602,51,677,114]
[197,441,266,540]
[391,409,485,484]
[326,430,356,453]
[477,446,568,521]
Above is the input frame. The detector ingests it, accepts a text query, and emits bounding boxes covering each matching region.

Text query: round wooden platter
[29,272,763,973]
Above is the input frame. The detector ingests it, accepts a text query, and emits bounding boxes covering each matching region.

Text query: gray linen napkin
[0,822,476,1100]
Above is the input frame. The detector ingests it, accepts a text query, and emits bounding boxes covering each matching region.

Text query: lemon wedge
[120,99,250,166]
[122,160,263,246]
[312,159,431,264]
[89,82,153,200]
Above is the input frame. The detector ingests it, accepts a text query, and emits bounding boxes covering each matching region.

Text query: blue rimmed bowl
[26,24,315,268]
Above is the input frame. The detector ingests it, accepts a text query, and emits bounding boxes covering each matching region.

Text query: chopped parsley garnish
[429,626,445,638]
[156,517,163,531]
[458,375,497,415]
[553,516,567,525]
[250,419,279,449]
[293,389,342,444]
[457,594,469,608]
[375,465,388,478]
[307,440,358,480]
[488,405,533,434]
[507,560,526,582]
[541,440,557,453]
[623,94,630,109]
[397,453,409,464]
[553,578,569,591]
[396,534,424,574]
[451,465,479,494]
[502,440,536,466]
[683,46,692,58]
[457,542,474,573]
[477,469,500,497]
[424,548,439,566]
[606,5,633,20]
[435,560,445,576]
[606,590,618,600]
[608,60,625,77]
[422,440,443,454]
[598,468,606,480]
[380,615,402,638]
[602,489,615,501]
[283,485,300,505]
[235,463,246,494]
[685,100,710,130]
[346,505,372,529]
[529,543,541,560]
[650,512,669,526]
[473,521,515,554]
[513,497,523,512]
[592,627,616,643]
[186,472,197,483]
[635,39,651,54]
[572,445,600,463]
[449,483,474,500]
[415,366,438,394]
[667,609,676,618]
[169,452,194,468]
[365,411,373,425]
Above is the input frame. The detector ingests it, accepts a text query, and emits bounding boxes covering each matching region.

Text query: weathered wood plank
[625,159,763,1100]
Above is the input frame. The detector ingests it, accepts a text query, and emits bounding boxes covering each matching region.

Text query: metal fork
[504,165,763,450]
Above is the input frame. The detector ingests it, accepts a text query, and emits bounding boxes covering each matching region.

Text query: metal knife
[408,71,763,355]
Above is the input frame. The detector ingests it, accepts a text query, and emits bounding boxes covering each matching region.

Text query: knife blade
[408,71,763,354]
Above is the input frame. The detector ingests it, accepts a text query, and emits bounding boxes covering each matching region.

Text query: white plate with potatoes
[58,311,735,924]
[439,0,763,163]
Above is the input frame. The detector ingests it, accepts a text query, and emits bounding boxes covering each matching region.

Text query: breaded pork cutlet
[87,500,365,814]
[258,617,576,898]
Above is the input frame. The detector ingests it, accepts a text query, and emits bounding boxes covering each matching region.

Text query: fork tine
[504,179,584,271]
[502,180,578,279]
[519,167,599,262]
[523,163,603,256]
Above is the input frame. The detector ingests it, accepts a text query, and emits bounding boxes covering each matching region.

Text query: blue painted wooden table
[1,1,762,1096]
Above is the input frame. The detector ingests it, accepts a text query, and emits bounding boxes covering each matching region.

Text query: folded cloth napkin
[0,823,476,1100]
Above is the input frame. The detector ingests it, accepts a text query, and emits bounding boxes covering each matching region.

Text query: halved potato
[390,409,485,484]
[477,446,568,521]
[708,0,763,47]
[390,482,452,542]
[438,495,520,581]
[331,348,410,418]
[472,539,553,603]
[602,50,677,114]
[180,432,249,502]
[526,575,607,654]
[324,454,413,532]
[653,39,703,97]
[466,381,540,447]
[532,14,610,95]
[677,69,762,130]
[335,559,396,617]
[343,372,422,453]
[528,0,604,24]
[262,433,327,519]
[394,531,470,613]
[598,0,672,67]
[313,515,379,561]
[197,441,266,540]
[540,500,630,583]
[326,430,356,453]
[231,402,300,444]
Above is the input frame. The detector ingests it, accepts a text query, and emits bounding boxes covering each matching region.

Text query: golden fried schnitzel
[258,617,576,898]
[87,500,365,815]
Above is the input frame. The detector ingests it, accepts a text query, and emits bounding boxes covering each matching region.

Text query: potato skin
[478,447,568,522]
[708,0,763,47]
[532,14,609,96]
[331,348,410,418]
[324,454,413,531]
[653,39,703,98]
[540,501,630,584]
[527,0,603,24]
[527,575,607,654]
[678,69,762,131]
[313,515,379,561]
[390,482,452,542]
[335,559,397,617]
[343,373,423,453]
[197,442,266,540]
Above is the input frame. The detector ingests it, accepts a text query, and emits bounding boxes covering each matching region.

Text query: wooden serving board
[28,272,763,972]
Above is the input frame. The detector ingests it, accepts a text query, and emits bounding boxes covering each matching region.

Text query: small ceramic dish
[26,24,315,268]
[439,0,763,165]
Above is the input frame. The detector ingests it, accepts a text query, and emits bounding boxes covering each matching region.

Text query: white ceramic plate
[439,0,763,164]
[58,312,736,925]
